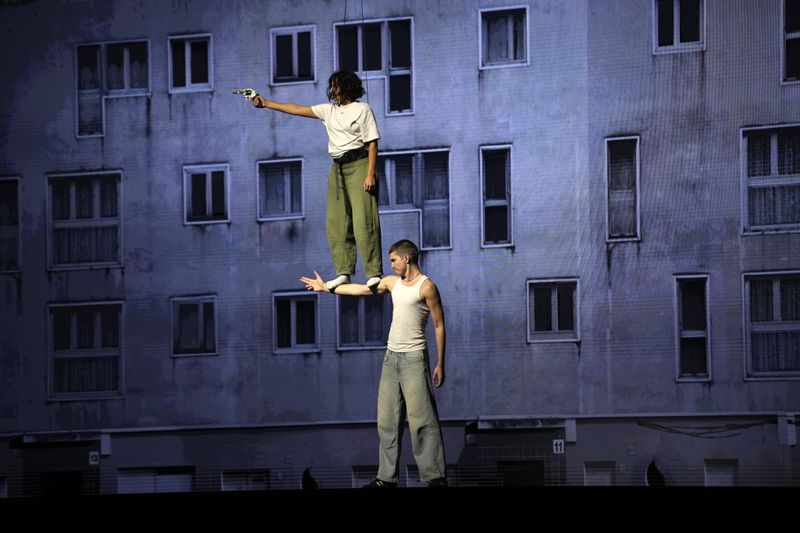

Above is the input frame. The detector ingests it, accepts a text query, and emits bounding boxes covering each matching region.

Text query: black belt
[334,146,369,165]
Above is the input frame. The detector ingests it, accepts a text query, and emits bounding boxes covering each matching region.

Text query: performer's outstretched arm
[251,95,317,118]
[300,271,392,295]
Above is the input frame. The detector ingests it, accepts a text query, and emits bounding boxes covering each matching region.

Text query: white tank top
[387,275,429,352]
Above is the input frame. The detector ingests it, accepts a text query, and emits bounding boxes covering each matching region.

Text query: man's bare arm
[422,280,446,387]
[300,271,395,295]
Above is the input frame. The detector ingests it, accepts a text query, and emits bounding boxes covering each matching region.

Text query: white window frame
[74,40,151,138]
[270,25,316,86]
[378,148,452,251]
[583,461,617,486]
[273,291,320,354]
[170,295,218,357]
[47,300,125,401]
[674,274,711,382]
[782,0,800,85]
[652,0,706,55]
[256,158,305,221]
[46,170,123,270]
[480,144,514,249]
[704,459,737,487]
[742,270,800,380]
[0,176,21,273]
[605,136,641,242]
[333,17,415,116]
[168,33,214,94]
[741,123,800,235]
[526,278,580,343]
[182,164,230,225]
[336,293,390,351]
[478,5,530,70]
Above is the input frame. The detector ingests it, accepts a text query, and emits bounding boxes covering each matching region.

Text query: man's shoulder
[420,276,439,294]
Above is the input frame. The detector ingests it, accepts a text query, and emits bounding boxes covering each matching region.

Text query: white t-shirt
[310,101,380,158]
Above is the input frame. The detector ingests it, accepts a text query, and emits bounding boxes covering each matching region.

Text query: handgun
[233,88,259,101]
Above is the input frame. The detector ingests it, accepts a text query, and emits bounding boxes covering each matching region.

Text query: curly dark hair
[327,70,365,103]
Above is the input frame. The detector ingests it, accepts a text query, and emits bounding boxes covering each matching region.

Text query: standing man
[249,70,383,290]
[300,239,447,488]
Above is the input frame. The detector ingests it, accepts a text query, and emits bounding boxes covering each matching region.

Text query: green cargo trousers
[326,156,383,279]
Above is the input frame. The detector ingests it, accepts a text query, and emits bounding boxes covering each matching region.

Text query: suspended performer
[238,71,383,290]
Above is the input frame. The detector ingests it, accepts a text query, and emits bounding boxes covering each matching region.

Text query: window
[49,302,123,398]
[118,467,194,494]
[75,40,149,136]
[0,177,19,271]
[654,0,704,53]
[274,292,319,353]
[171,295,217,356]
[785,0,800,82]
[377,149,450,249]
[351,466,378,488]
[168,34,212,93]
[704,460,737,487]
[744,272,800,377]
[606,137,640,241]
[480,7,527,68]
[675,275,710,380]
[271,26,314,84]
[338,294,390,349]
[257,159,303,220]
[221,469,270,491]
[183,164,229,224]
[481,146,512,247]
[584,462,616,486]
[527,279,579,343]
[48,171,121,268]
[742,126,800,231]
[335,18,413,113]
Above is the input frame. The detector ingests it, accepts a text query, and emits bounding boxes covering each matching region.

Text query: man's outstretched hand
[300,271,326,292]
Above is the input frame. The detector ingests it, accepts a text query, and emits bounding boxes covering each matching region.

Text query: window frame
[740,123,800,235]
[256,158,305,222]
[170,294,218,357]
[0,176,21,273]
[742,270,800,380]
[46,170,123,271]
[378,148,452,251]
[478,5,530,70]
[47,300,125,401]
[272,291,321,354]
[335,293,391,351]
[74,39,151,138]
[182,163,230,225]
[526,278,580,344]
[704,459,738,487]
[605,135,641,242]
[270,25,316,86]
[782,0,800,84]
[167,33,214,94]
[333,16,415,116]
[480,144,514,249]
[674,274,711,382]
[652,0,706,55]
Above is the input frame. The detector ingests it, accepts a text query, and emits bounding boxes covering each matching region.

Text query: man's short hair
[389,239,419,264]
